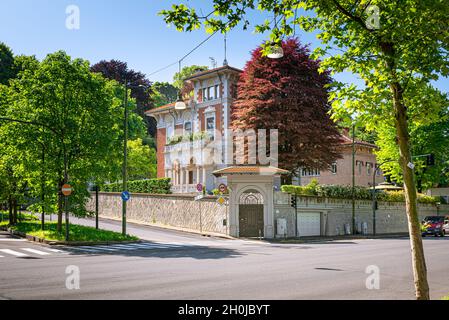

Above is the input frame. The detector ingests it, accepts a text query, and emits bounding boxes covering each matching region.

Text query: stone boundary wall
[86,193,228,235]
[87,192,449,238]
[273,192,449,237]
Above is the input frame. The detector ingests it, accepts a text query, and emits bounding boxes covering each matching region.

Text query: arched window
[239,191,264,205]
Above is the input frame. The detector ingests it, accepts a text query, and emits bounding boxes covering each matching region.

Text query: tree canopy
[151,81,178,107]
[1,51,124,227]
[0,42,15,85]
[231,38,342,172]
[90,59,156,136]
[127,138,157,180]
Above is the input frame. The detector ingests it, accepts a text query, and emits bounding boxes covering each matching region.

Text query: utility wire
[148,29,220,78]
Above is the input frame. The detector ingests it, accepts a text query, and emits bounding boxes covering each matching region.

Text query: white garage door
[297,212,321,237]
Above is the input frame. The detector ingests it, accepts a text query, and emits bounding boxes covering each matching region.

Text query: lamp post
[121,82,149,236]
[122,81,129,236]
[351,123,356,235]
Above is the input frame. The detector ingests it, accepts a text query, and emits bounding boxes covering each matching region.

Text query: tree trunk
[12,199,18,225]
[8,196,13,225]
[391,81,430,300]
[57,180,64,233]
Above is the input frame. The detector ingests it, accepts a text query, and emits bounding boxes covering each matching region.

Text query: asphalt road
[0,219,448,300]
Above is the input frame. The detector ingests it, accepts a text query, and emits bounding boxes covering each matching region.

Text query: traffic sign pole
[61,183,72,242]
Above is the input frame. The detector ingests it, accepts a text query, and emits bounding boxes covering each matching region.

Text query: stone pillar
[202,167,206,188]
[196,166,200,185]
[180,168,184,186]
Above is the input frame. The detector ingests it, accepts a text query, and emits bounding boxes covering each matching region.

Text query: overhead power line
[148,29,220,78]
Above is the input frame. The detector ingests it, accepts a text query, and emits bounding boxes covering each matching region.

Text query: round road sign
[61,184,72,196]
[218,183,227,194]
[121,191,131,202]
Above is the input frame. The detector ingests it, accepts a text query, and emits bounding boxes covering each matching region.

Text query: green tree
[12,55,39,76]
[0,42,15,85]
[375,84,449,191]
[2,51,124,232]
[160,0,449,300]
[173,65,208,99]
[127,138,157,180]
[173,65,208,89]
[151,81,178,107]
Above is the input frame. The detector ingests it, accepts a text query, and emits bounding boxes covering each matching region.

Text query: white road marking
[0,255,4,258]
[0,239,27,242]
[22,248,51,256]
[0,249,29,257]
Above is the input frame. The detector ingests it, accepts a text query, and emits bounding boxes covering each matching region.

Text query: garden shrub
[102,178,171,194]
[281,180,439,204]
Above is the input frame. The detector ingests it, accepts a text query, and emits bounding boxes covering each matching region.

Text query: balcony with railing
[171,184,198,194]
[164,131,213,154]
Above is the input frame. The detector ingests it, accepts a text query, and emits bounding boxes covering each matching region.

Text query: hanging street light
[267,2,284,60]
[267,42,284,59]
[175,93,187,110]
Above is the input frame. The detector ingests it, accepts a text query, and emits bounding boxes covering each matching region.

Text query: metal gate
[239,191,264,238]
[239,204,264,237]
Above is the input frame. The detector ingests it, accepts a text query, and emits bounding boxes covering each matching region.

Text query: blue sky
[0,0,447,93]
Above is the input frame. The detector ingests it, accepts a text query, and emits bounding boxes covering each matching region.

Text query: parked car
[421,216,449,237]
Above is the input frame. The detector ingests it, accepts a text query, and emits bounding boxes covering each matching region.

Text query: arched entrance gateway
[212,166,289,239]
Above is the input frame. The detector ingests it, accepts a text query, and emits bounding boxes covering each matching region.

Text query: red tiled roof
[213,166,289,177]
[145,102,177,115]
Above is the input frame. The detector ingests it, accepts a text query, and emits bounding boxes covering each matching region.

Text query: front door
[239,204,264,237]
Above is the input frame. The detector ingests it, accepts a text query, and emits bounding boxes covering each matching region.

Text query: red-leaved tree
[231,38,343,173]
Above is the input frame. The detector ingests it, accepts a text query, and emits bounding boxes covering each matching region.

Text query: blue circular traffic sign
[121,191,131,202]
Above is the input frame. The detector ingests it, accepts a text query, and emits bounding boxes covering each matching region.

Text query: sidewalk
[267,233,410,244]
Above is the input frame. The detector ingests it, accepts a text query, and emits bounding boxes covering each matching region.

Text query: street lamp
[175,93,187,110]
[267,42,284,59]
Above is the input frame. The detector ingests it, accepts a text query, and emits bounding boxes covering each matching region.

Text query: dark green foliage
[102,178,171,194]
[0,42,15,84]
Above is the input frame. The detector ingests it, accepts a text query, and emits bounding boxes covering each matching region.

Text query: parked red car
[421,216,449,237]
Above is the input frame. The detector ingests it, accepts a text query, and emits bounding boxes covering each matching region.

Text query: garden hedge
[102,178,171,194]
[281,180,439,204]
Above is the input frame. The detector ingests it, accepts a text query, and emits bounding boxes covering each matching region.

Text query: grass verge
[0,212,137,242]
